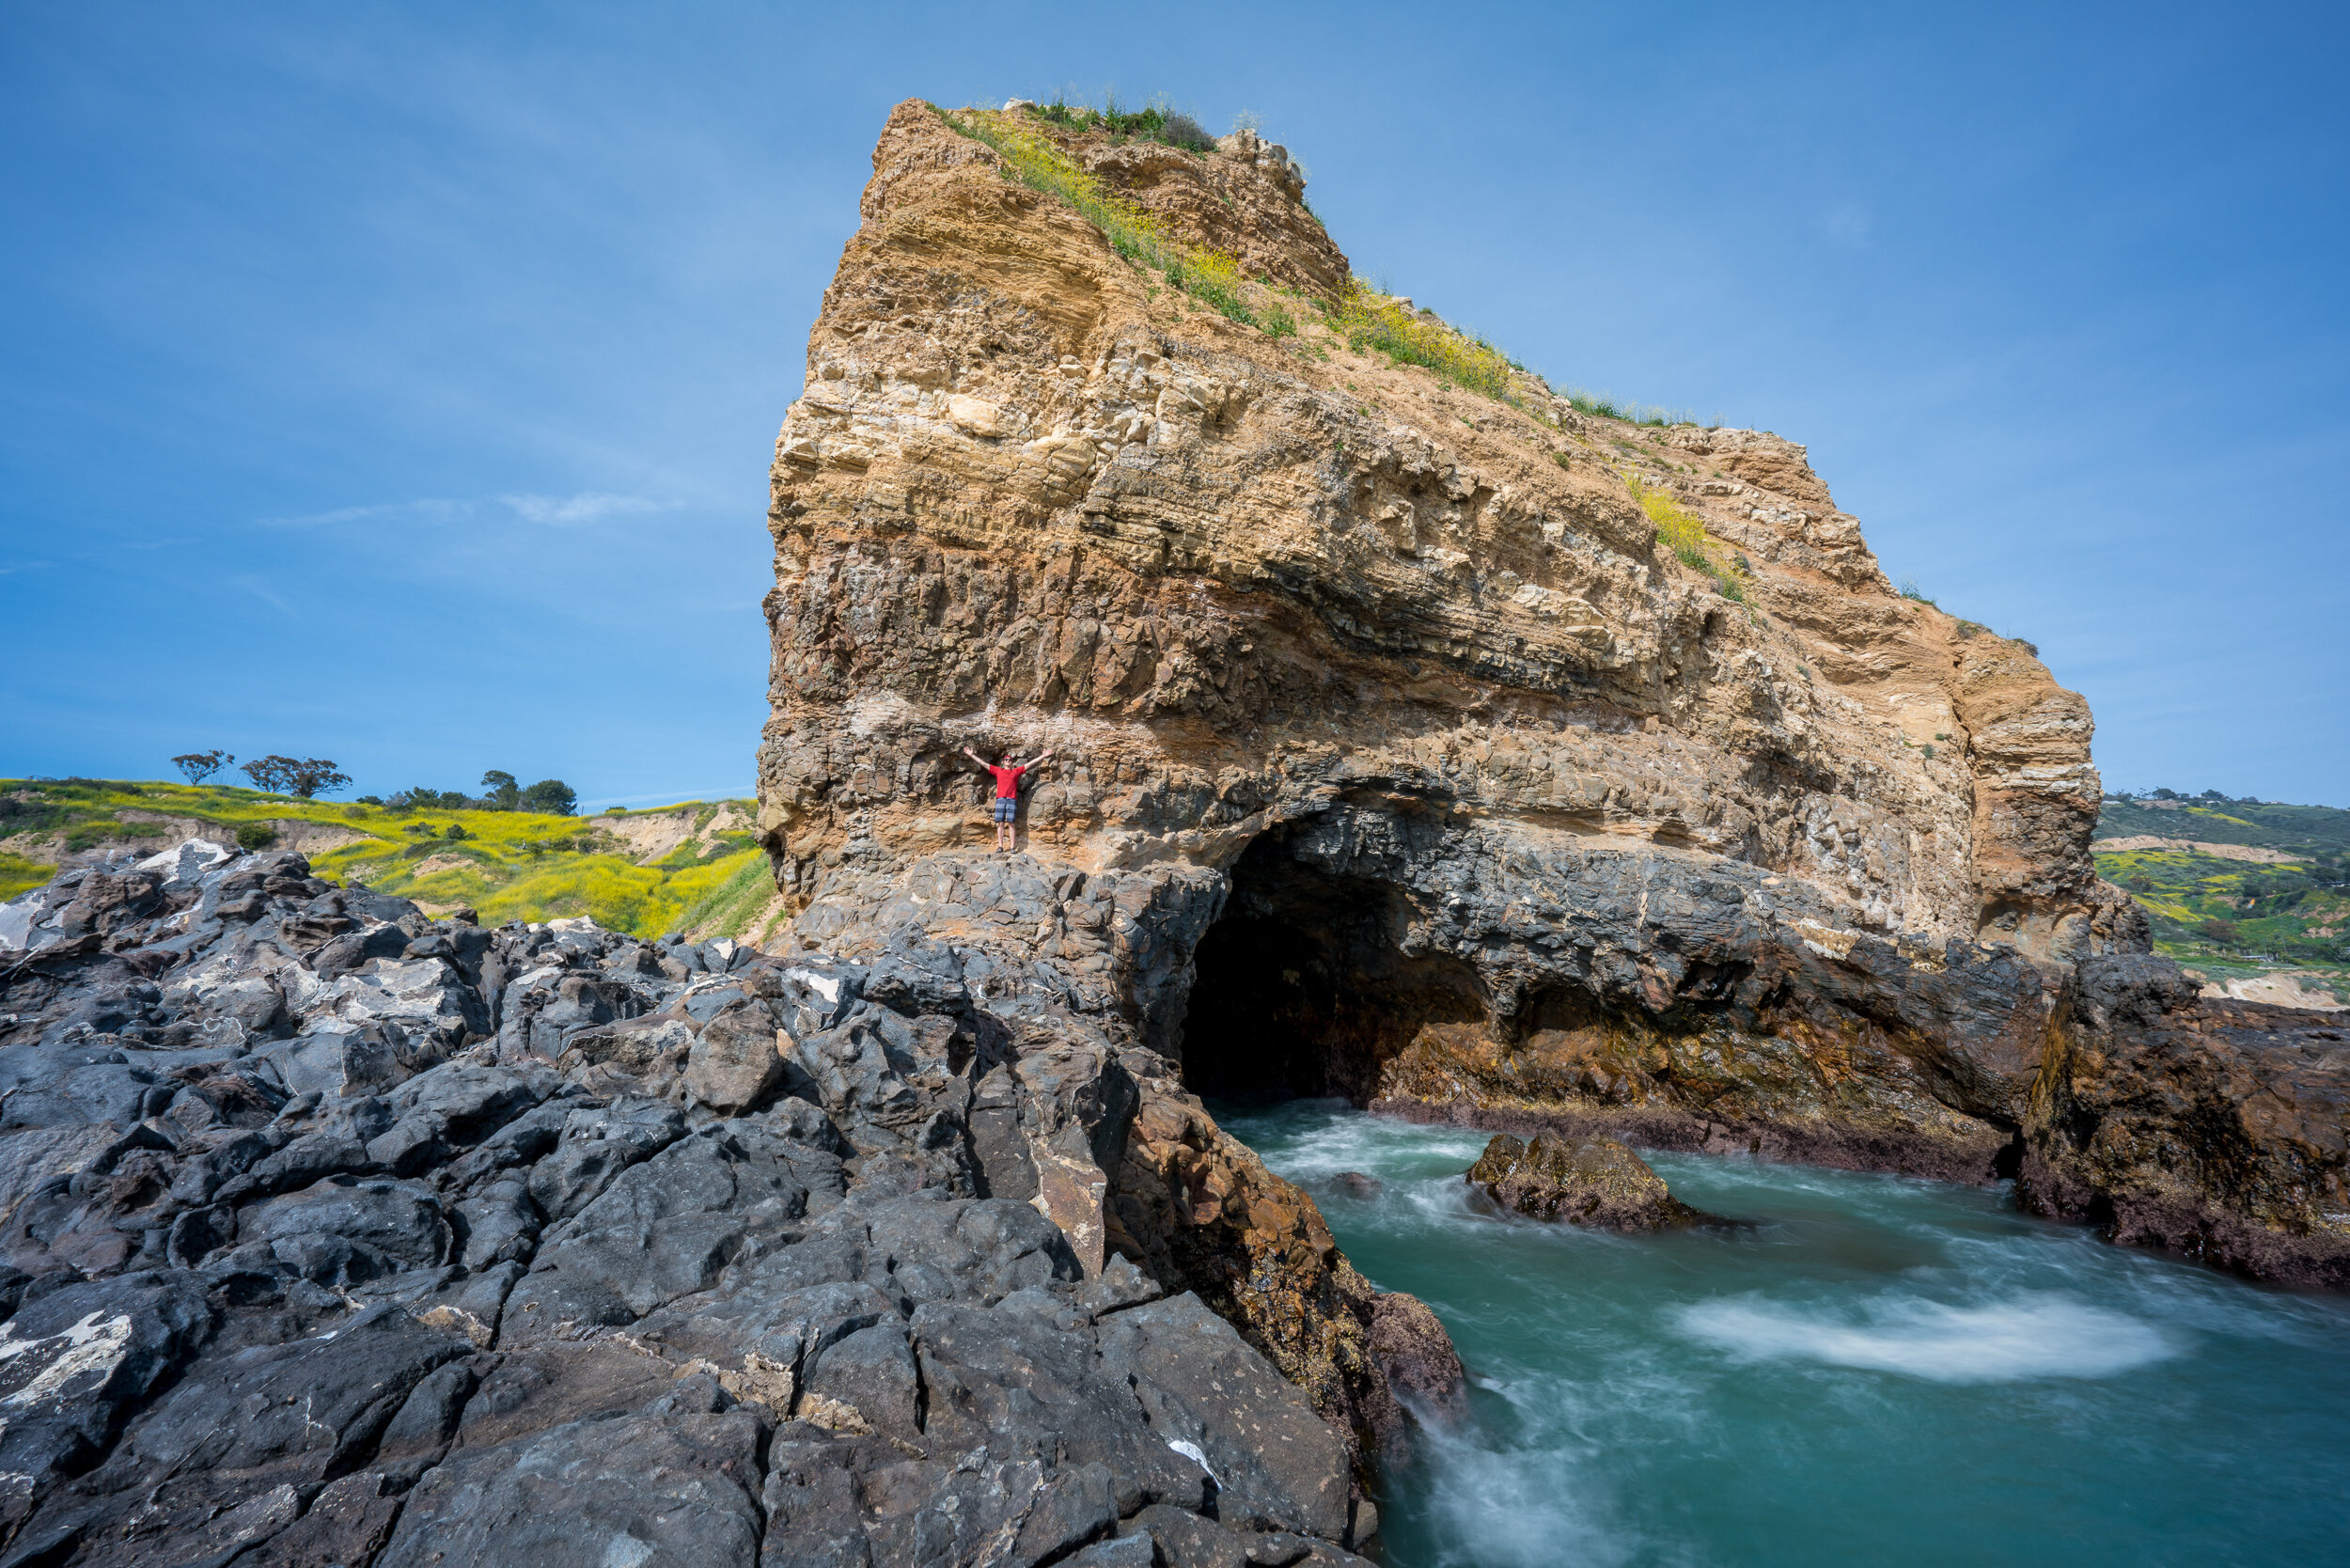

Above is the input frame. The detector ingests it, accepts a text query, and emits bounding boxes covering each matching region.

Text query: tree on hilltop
[481,771,522,809]
[520,778,577,815]
[242,756,352,798]
[172,749,234,785]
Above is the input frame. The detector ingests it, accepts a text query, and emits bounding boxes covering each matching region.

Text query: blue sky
[4,2,2344,808]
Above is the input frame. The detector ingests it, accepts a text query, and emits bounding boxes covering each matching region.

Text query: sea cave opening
[1178,829,1489,1105]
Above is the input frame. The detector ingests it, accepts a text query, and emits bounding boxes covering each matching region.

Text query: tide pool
[1212,1099,2350,1568]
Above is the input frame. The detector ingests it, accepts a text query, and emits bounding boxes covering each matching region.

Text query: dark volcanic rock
[0,838,1409,1565]
[377,1409,769,1568]
[1467,1132,1706,1231]
[2017,954,2350,1289]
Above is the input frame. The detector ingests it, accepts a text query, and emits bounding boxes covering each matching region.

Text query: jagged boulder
[1467,1132,1704,1231]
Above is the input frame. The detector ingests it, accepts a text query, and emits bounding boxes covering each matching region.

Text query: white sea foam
[1673,1292,2177,1383]
[1409,1420,1640,1568]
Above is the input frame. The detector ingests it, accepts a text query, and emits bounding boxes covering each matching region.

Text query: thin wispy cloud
[260,497,466,529]
[231,574,295,616]
[258,493,678,531]
[0,561,55,576]
[499,492,677,526]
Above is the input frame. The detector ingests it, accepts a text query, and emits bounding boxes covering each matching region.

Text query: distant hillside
[2094,793,2349,1003]
[0,778,790,942]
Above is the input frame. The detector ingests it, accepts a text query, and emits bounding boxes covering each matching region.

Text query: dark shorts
[993,796,1017,823]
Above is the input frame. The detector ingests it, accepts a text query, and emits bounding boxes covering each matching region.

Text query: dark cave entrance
[1178,830,1489,1105]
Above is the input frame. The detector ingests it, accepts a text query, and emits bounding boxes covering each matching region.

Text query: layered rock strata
[0,842,1391,1564]
[757,101,2348,1289]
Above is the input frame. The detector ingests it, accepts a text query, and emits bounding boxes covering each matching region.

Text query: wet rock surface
[0,840,1398,1565]
[2016,954,2350,1290]
[1466,1132,1705,1231]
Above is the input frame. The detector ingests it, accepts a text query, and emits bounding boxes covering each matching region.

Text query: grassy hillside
[2096,796,2350,860]
[0,778,787,941]
[2094,794,2350,1000]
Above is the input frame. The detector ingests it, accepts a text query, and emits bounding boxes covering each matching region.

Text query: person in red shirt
[962,744,1055,853]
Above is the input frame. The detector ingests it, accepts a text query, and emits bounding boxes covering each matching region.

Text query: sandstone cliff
[760,102,2346,1292]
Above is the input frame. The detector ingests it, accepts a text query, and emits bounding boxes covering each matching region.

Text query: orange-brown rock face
[759,100,2342,1305]
[760,102,2114,960]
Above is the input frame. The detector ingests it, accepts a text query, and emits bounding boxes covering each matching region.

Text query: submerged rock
[1467,1133,1704,1231]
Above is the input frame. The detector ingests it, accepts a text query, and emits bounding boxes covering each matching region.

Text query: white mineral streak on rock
[0,1313,133,1407]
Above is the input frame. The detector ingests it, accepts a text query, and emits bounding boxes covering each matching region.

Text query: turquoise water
[1211,1100,2350,1568]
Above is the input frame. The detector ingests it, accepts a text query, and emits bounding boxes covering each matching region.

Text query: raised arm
[1024,750,1056,769]
[961,746,988,768]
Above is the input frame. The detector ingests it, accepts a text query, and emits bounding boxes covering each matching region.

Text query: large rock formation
[756,102,2347,1287]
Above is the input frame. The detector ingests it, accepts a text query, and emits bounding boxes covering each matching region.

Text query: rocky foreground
[0,840,1434,1565]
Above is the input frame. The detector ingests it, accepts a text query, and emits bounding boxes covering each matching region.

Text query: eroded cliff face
[760,102,2344,1308]
[762,103,2119,1123]
[763,110,2111,966]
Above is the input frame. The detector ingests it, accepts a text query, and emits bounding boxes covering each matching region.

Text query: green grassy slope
[0,778,781,940]
[2095,797,2350,859]
[2094,796,2350,996]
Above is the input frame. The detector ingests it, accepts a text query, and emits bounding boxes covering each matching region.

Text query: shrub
[445,823,471,841]
[1166,247,1254,324]
[1898,578,1936,605]
[1632,478,1746,602]
[236,822,276,851]
[1158,113,1213,151]
[1321,284,1514,400]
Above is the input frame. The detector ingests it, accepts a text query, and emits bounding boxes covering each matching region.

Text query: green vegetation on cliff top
[0,778,778,939]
